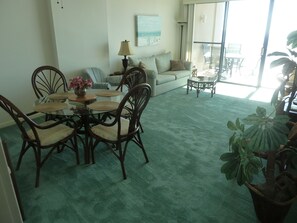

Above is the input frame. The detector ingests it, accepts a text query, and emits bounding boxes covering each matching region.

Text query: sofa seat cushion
[156,74,176,85]
[161,70,189,80]
[155,52,171,73]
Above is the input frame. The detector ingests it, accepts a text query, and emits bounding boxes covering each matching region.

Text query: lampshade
[118,40,133,56]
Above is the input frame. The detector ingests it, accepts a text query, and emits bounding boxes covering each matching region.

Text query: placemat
[48,92,70,100]
[33,102,68,112]
[87,101,119,111]
[95,90,121,97]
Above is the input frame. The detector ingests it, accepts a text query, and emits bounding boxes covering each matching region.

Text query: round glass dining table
[33,89,124,164]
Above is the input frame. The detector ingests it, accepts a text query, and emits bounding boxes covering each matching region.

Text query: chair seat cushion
[27,120,74,146]
[91,118,129,141]
[162,70,190,79]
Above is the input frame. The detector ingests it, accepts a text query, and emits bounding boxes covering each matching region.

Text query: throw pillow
[155,52,172,73]
[128,57,140,67]
[139,56,158,74]
[139,61,146,69]
[170,60,186,71]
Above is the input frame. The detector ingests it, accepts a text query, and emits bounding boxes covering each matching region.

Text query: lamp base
[122,57,128,73]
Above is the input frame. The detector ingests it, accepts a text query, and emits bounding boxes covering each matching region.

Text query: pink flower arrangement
[69,76,93,90]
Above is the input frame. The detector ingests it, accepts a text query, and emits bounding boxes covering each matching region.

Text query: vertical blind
[183,0,243,4]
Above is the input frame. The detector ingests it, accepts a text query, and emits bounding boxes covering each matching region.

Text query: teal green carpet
[1,85,297,223]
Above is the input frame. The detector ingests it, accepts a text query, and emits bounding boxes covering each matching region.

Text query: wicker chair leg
[16,141,28,170]
[117,143,127,179]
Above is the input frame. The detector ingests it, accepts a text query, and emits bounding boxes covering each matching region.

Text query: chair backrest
[115,83,151,136]
[0,95,36,143]
[82,67,106,83]
[115,67,147,91]
[31,65,68,98]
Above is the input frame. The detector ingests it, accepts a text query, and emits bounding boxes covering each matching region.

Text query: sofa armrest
[183,61,192,71]
[145,69,157,79]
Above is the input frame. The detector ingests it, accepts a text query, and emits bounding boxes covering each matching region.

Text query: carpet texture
[1,85,297,223]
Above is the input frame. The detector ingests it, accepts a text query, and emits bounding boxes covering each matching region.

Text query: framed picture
[136,15,161,46]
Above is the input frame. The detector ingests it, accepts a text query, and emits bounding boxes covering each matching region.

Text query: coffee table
[187,75,217,97]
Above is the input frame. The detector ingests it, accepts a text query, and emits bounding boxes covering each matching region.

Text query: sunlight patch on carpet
[216,83,274,103]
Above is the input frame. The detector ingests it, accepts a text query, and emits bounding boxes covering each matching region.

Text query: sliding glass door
[191,3,225,78]
[191,0,270,86]
[191,0,297,89]
[224,0,270,86]
[262,0,297,88]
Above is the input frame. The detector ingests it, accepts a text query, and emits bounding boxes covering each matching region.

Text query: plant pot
[74,88,86,97]
[246,183,294,223]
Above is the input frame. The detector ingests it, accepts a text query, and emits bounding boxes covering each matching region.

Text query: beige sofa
[128,52,192,96]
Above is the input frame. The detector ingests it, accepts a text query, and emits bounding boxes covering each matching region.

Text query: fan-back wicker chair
[0,95,79,187]
[89,83,151,179]
[115,67,147,92]
[31,65,69,98]
[112,67,147,132]
[31,65,69,121]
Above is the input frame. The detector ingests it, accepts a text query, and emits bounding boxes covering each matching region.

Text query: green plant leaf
[287,30,297,49]
[221,151,241,181]
[235,118,241,129]
[270,57,292,68]
[242,107,289,151]
[227,120,237,131]
[267,51,289,57]
[221,159,238,174]
[271,80,288,106]
[288,48,297,57]
[228,133,236,148]
[220,152,237,161]
[282,62,296,75]
[236,165,246,185]
[256,106,266,117]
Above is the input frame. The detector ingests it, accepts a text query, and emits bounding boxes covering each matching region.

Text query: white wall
[0,0,182,127]
[107,0,182,71]
[0,0,56,126]
[50,0,110,75]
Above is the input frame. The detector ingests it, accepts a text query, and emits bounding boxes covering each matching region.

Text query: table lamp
[118,40,133,73]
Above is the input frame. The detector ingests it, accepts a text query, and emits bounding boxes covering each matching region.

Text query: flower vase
[74,88,86,97]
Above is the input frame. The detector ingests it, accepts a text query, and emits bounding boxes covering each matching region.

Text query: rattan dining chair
[0,95,80,187]
[88,83,151,179]
[31,65,69,99]
[31,65,69,121]
[112,67,147,132]
[115,67,147,92]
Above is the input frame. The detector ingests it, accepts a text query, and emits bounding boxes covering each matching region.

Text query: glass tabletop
[188,76,217,83]
[33,89,124,117]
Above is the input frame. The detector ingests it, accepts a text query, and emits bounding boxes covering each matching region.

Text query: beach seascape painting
[136,15,161,46]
